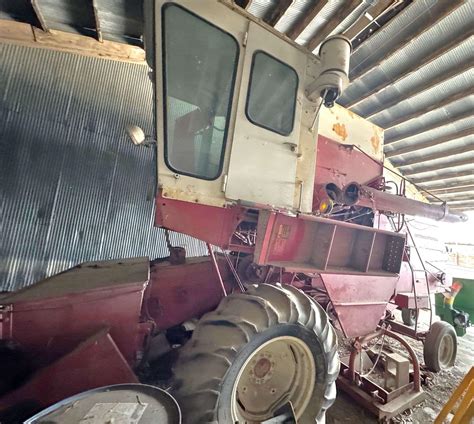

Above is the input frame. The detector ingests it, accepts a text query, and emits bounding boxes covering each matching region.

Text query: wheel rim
[231,336,315,422]
[438,333,454,368]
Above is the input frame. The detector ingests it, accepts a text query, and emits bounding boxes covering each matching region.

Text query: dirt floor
[327,311,474,424]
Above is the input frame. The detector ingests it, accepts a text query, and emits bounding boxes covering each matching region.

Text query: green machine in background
[435,277,473,337]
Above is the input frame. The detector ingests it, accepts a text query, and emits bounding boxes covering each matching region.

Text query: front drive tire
[171,283,339,423]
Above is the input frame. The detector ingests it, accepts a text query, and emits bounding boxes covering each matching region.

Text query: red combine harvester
[0,1,468,423]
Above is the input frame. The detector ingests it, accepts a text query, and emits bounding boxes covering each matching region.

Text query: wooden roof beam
[235,0,253,10]
[264,0,294,27]
[30,0,49,32]
[0,20,145,63]
[92,0,103,43]
[286,1,328,40]
[346,31,473,109]
[306,0,361,51]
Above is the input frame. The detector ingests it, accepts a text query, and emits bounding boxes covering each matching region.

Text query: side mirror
[126,125,156,147]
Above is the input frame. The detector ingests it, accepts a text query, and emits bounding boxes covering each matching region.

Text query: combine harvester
[0,1,468,422]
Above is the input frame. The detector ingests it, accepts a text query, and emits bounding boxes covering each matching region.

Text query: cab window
[246,51,298,136]
[162,5,239,180]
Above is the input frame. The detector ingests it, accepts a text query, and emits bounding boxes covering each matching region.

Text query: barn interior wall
[0,42,207,291]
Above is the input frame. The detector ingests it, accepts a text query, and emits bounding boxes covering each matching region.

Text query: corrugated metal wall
[0,43,207,291]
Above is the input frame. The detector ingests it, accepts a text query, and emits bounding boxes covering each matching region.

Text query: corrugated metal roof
[247,0,474,210]
[294,1,344,45]
[0,0,473,205]
[1,0,470,208]
[0,0,472,292]
[0,43,207,291]
[273,0,316,34]
[0,0,143,45]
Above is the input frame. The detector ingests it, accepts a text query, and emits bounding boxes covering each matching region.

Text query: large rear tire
[171,283,339,424]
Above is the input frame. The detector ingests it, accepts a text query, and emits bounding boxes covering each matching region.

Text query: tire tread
[172,283,339,423]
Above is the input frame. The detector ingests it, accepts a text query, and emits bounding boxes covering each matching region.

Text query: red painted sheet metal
[0,329,137,416]
[146,257,233,330]
[321,273,399,338]
[255,211,307,265]
[394,293,430,309]
[0,259,151,367]
[314,136,383,209]
[254,210,405,276]
[155,191,246,249]
[393,261,447,309]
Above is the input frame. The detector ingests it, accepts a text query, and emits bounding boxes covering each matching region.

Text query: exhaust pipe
[343,183,468,223]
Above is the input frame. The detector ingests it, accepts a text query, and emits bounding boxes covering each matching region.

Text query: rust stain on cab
[370,132,380,153]
[332,123,348,141]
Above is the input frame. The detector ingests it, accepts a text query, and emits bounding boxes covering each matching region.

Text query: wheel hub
[254,357,273,379]
[231,336,315,422]
[439,333,454,367]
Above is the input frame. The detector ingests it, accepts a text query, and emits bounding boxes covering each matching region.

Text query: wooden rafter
[286,0,327,40]
[0,20,145,63]
[235,0,253,10]
[30,0,49,32]
[264,0,294,27]
[92,0,103,42]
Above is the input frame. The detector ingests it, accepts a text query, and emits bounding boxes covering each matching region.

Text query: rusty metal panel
[0,43,207,291]
[319,104,384,161]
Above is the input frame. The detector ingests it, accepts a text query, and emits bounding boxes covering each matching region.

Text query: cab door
[225,21,306,210]
[147,0,247,207]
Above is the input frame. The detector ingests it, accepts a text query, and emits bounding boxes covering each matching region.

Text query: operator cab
[142,0,350,213]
